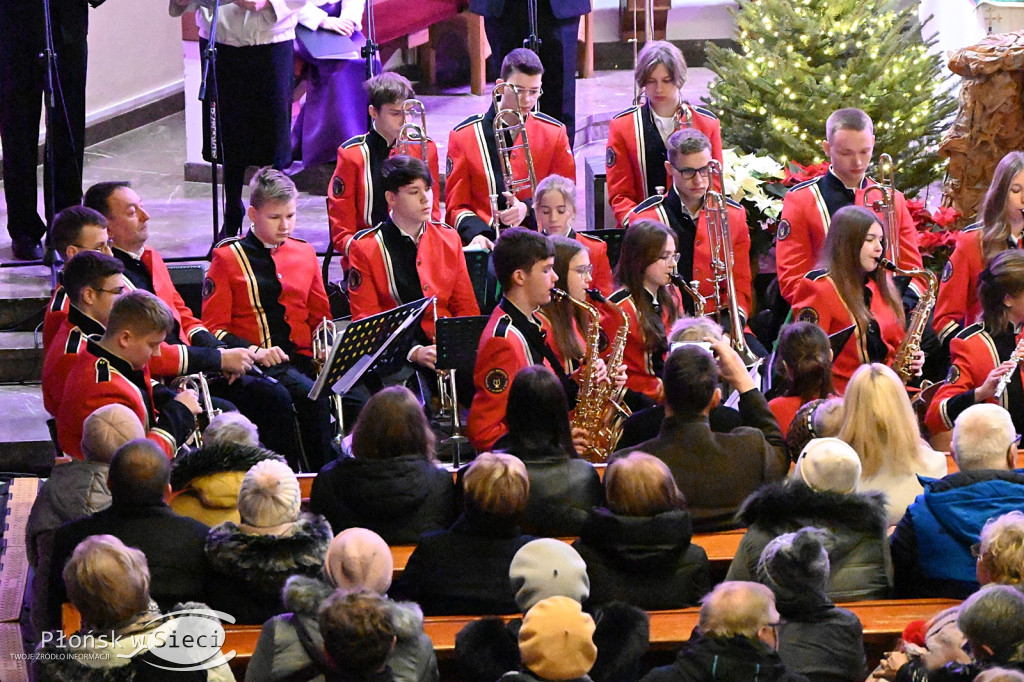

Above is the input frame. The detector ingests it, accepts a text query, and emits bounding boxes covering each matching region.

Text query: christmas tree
[704,0,956,195]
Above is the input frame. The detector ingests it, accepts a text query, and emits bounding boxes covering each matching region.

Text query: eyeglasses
[71,238,115,252]
[507,85,543,98]
[570,264,594,276]
[671,163,713,180]
[660,252,681,264]
[93,285,126,296]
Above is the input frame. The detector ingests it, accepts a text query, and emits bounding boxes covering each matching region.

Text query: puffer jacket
[244,575,438,682]
[310,455,456,545]
[639,631,809,682]
[726,481,892,601]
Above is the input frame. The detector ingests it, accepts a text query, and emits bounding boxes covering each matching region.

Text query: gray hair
[953,404,1016,470]
[249,167,298,210]
[204,411,260,448]
[698,581,777,639]
[958,584,1024,661]
[825,108,873,141]
[669,316,723,343]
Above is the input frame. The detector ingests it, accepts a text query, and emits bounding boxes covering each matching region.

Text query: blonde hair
[668,317,723,343]
[698,581,776,639]
[534,175,578,216]
[463,452,530,519]
[63,535,151,630]
[980,511,1024,585]
[838,363,926,478]
[605,452,685,516]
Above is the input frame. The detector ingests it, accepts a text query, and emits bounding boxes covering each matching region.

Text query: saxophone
[551,287,603,429]
[877,258,938,384]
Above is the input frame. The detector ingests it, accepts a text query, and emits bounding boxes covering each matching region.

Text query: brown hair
[819,205,905,332]
[500,48,544,80]
[352,386,436,461]
[105,290,174,338]
[777,322,835,403]
[615,220,679,353]
[635,40,687,91]
[365,72,415,110]
[63,535,151,630]
[605,452,685,515]
[319,590,396,677]
[980,244,1024,333]
[980,152,1024,262]
[667,128,712,167]
[825,108,873,141]
[541,236,589,365]
[463,452,529,520]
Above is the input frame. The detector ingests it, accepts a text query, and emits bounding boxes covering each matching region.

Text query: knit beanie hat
[236,459,301,535]
[81,404,145,462]
[519,596,597,681]
[757,527,832,604]
[323,528,394,594]
[793,437,862,494]
[510,538,590,612]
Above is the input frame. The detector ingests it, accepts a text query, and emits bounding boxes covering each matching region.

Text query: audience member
[390,453,535,615]
[495,366,603,537]
[976,511,1024,588]
[46,439,213,630]
[891,404,1024,598]
[35,535,234,681]
[319,590,398,682]
[500,596,598,682]
[639,581,809,681]
[756,527,867,681]
[785,397,843,462]
[205,459,333,624]
[838,363,947,525]
[246,528,438,682]
[768,322,835,439]
[935,585,1024,678]
[613,337,787,531]
[170,412,286,527]
[573,452,709,609]
[727,438,892,601]
[455,538,650,682]
[311,386,456,545]
[26,404,144,641]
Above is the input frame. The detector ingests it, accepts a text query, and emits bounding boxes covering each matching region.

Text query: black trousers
[207,372,298,463]
[261,355,334,472]
[0,0,88,246]
[483,1,580,141]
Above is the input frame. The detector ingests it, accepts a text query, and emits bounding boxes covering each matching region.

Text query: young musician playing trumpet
[327,72,441,263]
[790,205,921,393]
[926,249,1024,438]
[934,151,1024,347]
[535,175,614,295]
[605,41,724,226]
[606,220,683,404]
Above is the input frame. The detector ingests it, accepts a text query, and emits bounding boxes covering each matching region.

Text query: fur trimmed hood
[171,442,284,491]
[205,513,333,594]
[737,480,889,536]
[280,574,426,640]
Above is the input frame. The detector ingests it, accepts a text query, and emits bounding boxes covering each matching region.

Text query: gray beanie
[757,527,832,601]
[509,538,590,612]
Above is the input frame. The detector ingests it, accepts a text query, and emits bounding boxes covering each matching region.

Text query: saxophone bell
[669,272,706,318]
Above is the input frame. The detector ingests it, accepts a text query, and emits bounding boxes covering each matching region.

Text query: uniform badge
[776,219,791,241]
[946,364,961,384]
[446,155,453,176]
[485,368,509,394]
[202,277,215,300]
[796,307,819,325]
[606,147,617,168]
[332,176,345,198]
[348,269,362,291]
[942,261,953,283]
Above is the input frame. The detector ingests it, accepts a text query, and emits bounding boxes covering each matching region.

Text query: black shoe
[11,240,43,261]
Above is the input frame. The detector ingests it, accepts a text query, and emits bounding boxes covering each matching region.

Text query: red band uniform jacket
[57,339,193,459]
[925,323,1024,435]
[43,285,70,351]
[605,101,723,227]
[445,104,575,243]
[628,189,752,323]
[42,306,105,418]
[565,228,615,297]
[776,169,923,305]
[933,224,1002,347]
[327,127,441,264]
[791,270,905,394]
[347,218,480,341]
[601,286,683,401]
[202,232,331,358]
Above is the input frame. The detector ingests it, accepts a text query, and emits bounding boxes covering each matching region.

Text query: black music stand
[579,229,625,269]
[435,315,490,466]
[309,298,432,403]
[464,248,500,314]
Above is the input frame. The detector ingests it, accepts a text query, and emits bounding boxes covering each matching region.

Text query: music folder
[295,26,366,60]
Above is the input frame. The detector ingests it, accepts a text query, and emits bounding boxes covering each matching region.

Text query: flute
[994,337,1024,399]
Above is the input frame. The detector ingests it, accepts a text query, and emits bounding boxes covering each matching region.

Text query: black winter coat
[310,455,456,545]
[639,632,809,682]
[572,508,709,610]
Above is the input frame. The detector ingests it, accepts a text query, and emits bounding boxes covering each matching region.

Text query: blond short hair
[534,175,577,215]
[979,511,1024,585]
[605,452,685,515]
[63,535,151,630]
[699,581,777,639]
[105,290,174,338]
[463,452,530,519]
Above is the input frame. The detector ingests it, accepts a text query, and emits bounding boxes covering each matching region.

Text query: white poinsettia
[720,148,785,221]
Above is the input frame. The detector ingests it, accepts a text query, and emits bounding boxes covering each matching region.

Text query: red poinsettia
[782,160,831,187]
[910,202,962,276]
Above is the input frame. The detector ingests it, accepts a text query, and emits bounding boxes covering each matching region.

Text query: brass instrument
[492,82,537,199]
[431,297,459,424]
[705,160,758,367]
[669,272,706,319]
[864,153,900,266]
[995,337,1024,399]
[396,98,428,159]
[172,373,222,450]
[312,317,345,448]
[877,258,938,385]
[489,193,502,239]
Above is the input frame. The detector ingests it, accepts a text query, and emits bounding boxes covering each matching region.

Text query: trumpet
[864,153,900,266]
[312,317,345,448]
[706,160,758,367]
[172,373,222,450]
[492,82,537,200]
[396,98,428,159]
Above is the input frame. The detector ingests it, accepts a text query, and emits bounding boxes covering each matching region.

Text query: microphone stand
[198,0,224,254]
[523,0,541,53]
[3,0,64,288]
[362,0,379,128]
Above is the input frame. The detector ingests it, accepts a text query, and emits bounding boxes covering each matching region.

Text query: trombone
[172,372,222,451]
[864,153,900,266]
[396,98,428,160]
[312,317,345,449]
[492,82,537,200]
